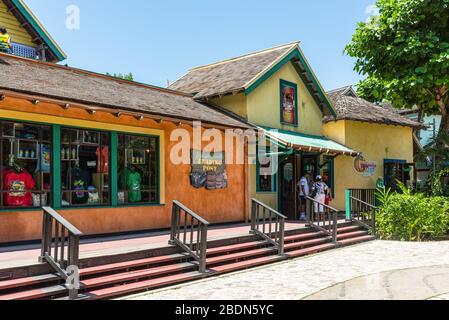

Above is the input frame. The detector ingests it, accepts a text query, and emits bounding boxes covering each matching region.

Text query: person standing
[312,175,329,218]
[297,172,311,221]
[0,28,11,53]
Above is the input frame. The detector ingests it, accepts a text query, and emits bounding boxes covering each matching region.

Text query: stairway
[0,223,374,300]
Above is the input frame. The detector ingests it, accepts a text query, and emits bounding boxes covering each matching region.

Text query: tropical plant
[345,0,449,135]
[375,187,449,241]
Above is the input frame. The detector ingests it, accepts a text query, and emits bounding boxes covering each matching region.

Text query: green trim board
[244,47,336,117]
[110,132,118,206]
[52,125,61,208]
[10,0,66,61]
[279,79,299,127]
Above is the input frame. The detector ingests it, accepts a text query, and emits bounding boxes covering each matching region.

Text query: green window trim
[279,79,299,127]
[256,143,277,193]
[0,120,162,210]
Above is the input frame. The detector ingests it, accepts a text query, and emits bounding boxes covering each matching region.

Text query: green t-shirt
[126,169,142,203]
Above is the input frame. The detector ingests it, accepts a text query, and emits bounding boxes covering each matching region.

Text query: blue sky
[26,0,374,91]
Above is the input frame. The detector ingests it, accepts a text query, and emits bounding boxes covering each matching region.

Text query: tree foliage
[106,72,134,81]
[345,0,449,133]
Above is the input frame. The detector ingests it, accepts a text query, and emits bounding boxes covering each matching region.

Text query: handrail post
[250,200,257,233]
[345,189,352,221]
[278,217,285,256]
[169,204,177,245]
[199,224,208,273]
[39,210,49,263]
[372,208,377,237]
[305,198,311,226]
[332,211,338,243]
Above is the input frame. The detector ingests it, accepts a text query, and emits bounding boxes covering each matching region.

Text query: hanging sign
[354,156,377,177]
[190,150,228,190]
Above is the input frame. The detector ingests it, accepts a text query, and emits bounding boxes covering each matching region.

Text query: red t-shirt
[96,146,109,173]
[4,171,36,207]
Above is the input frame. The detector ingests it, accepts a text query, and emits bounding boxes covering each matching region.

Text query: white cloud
[365,4,380,22]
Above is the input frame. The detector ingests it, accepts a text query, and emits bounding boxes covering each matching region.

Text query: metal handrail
[349,196,377,236]
[169,201,210,273]
[39,207,83,300]
[305,196,338,243]
[250,199,287,255]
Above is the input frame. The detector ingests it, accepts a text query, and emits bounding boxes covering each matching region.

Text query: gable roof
[325,86,423,128]
[0,53,250,129]
[169,42,336,116]
[2,0,66,62]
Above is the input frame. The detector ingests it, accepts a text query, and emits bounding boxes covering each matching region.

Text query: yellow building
[171,43,421,216]
[0,0,65,62]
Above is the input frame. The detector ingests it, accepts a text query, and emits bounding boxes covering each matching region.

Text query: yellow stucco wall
[0,1,34,46]
[324,120,414,210]
[211,94,247,119]
[246,61,324,136]
[213,60,326,211]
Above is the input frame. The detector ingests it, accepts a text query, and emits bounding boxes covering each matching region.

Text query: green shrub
[376,192,449,241]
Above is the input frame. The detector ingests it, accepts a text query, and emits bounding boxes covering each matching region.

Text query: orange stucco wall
[0,96,247,243]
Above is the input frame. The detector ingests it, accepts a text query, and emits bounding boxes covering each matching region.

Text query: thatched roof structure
[0,53,251,129]
[325,86,423,128]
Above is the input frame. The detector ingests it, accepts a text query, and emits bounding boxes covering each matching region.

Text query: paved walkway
[123,240,449,300]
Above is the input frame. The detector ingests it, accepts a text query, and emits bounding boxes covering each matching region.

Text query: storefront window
[257,146,276,193]
[0,121,51,208]
[61,128,110,207]
[117,134,158,205]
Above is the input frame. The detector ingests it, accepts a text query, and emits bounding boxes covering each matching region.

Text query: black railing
[169,201,210,273]
[250,199,286,255]
[348,189,377,207]
[350,196,377,236]
[39,207,83,300]
[305,196,338,243]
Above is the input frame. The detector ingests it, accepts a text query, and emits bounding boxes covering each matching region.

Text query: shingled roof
[325,86,423,128]
[0,53,251,129]
[169,42,336,116]
[170,42,294,98]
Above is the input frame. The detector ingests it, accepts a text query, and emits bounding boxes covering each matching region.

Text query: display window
[118,134,158,205]
[61,128,110,207]
[0,121,51,208]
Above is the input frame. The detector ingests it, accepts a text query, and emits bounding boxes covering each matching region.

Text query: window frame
[256,143,277,193]
[0,120,53,210]
[116,132,160,206]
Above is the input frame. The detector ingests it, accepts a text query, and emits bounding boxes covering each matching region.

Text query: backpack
[309,183,318,199]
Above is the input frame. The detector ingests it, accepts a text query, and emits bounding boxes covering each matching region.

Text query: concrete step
[339,235,376,246]
[284,237,331,251]
[210,255,284,274]
[286,243,337,258]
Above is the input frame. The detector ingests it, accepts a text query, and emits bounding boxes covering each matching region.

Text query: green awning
[261,127,360,157]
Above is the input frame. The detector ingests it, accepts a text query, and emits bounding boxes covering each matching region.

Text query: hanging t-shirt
[4,171,36,207]
[126,169,142,203]
[71,167,90,204]
[96,146,109,173]
[36,144,51,173]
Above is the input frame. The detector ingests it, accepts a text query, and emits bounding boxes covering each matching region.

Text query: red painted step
[286,243,336,258]
[284,231,325,243]
[207,241,267,256]
[339,235,375,246]
[210,255,283,274]
[207,247,276,266]
[337,230,369,241]
[0,273,60,291]
[284,237,331,251]
[0,284,67,301]
[337,226,362,234]
[80,253,190,277]
[81,262,196,289]
[86,271,203,300]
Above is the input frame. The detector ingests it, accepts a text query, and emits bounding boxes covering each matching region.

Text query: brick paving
[123,240,449,300]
